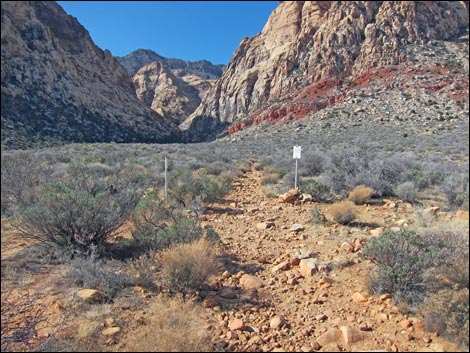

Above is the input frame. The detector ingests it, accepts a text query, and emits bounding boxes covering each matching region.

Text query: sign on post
[293,145,302,159]
[293,146,301,189]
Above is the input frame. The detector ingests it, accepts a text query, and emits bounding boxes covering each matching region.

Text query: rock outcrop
[118,49,224,125]
[1,1,179,149]
[133,61,201,123]
[182,1,468,141]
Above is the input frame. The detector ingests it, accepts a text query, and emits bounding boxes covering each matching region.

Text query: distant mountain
[1,1,180,149]
[117,49,225,79]
[181,1,469,142]
[133,61,201,123]
[118,49,225,125]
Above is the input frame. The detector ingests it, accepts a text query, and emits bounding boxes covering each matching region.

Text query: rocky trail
[1,169,466,352]
[196,169,464,352]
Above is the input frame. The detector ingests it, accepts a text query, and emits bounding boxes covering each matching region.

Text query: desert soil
[1,169,466,352]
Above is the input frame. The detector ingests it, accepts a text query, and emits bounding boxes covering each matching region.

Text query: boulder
[77,289,105,303]
[239,274,266,289]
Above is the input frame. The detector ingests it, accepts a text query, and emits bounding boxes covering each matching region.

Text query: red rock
[399,319,412,329]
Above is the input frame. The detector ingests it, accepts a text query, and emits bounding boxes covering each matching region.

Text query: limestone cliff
[1,1,179,149]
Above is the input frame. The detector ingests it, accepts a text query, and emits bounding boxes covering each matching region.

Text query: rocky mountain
[133,61,201,123]
[1,1,180,149]
[182,1,469,142]
[118,49,224,124]
[117,49,225,79]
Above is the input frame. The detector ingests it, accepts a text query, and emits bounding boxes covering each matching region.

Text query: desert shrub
[419,226,469,292]
[238,162,253,173]
[129,250,160,290]
[275,166,289,178]
[440,173,469,210]
[132,194,203,251]
[169,168,231,208]
[159,238,221,293]
[260,173,280,185]
[329,200,356,225]
[348,185,374,205]
[65,250,133,300]
[422,288,469,349]
[1,152,53,217]
[362,230,436,305]
[300,150,325,177]
[394,181,418,202]
[322,146,413,197]
[300,178,331,201]
[261,185,278,198]
[420,225,469,348]
[123,296,214,352]
[14,166,141,258]
[311,207,326,224]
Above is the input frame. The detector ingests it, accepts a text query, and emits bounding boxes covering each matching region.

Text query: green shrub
[329,200,356,225]
[311,207,326,224]
[348,185,374,205]
[132,194,203,251]
[169,169,231,208]
[300,178,331,201]
[14,168,140,258]
[362,230,436,304]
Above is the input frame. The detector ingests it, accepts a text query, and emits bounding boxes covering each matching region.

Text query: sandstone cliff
[133,61,202,123]
[118,49,224,124]
[182,1,469,141]
[1,1,179,149]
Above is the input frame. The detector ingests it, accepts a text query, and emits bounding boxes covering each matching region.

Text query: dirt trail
[200,169,462,352]
[1,170,465,352]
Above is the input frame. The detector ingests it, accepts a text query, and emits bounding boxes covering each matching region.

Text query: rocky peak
[133,61,201,123]
[117,49,225,125]
[117,49,225,79]
[1,1,179,148]
[182,1,468,142]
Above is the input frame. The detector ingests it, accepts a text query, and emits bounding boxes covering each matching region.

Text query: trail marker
[293,146,301,189]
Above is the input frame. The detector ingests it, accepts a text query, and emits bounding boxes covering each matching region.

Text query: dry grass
[329,200,357,225]
[260,173,280,186]
[124,296,214,352]
[159,238,221,292]
[261,185,278,198]
[348,185,374,205]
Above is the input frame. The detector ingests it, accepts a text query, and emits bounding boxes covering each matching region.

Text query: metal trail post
[293,145,301,190]
[295,158,298,189]
[164,155,168,201]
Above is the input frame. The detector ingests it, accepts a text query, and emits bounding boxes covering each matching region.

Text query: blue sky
[57,1,278,65]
